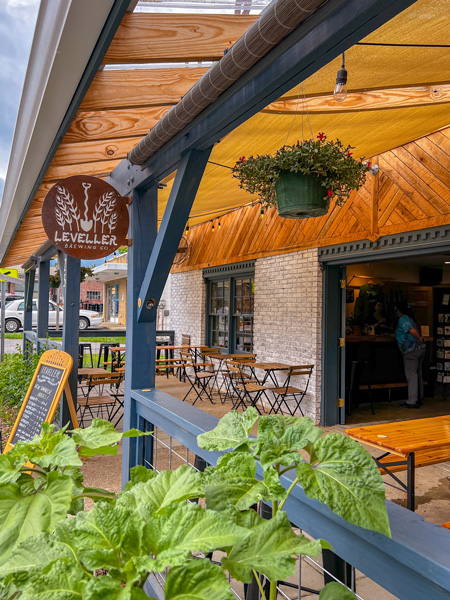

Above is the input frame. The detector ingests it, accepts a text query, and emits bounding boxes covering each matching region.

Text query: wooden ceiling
[5,11,257,265]
[5,0,450,266]
[172,126,450,272]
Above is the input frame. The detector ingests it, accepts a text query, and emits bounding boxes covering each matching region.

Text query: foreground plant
[0,410,390,599]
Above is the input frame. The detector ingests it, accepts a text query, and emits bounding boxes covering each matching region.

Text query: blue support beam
[37,260,50,339]
[108,0,417,196]
[321,265,341,426]
[137,148,212,323]
[122,186,158,485]
[23,270,35,355]
[61,255,81,428]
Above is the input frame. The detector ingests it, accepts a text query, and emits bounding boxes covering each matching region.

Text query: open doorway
[343,254,450,424]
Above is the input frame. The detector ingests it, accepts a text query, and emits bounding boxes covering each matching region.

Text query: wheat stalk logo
[55,185,80,231]
[108,211,118,233]
[92,192,116,234]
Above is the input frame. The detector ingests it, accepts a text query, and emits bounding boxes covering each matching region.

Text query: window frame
[204,262,255,354]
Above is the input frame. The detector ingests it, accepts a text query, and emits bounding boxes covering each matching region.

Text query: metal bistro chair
[266,365,314,416]
[226,362,269,414]
[77,372,124,427]
[182,356,216,405]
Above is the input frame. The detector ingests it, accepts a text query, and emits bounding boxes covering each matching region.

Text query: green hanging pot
[274,171,329,219]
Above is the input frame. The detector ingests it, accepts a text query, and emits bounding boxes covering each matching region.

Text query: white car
[4,299,102,332]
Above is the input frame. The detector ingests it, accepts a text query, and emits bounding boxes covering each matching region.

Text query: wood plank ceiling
[172,126,450,272]
[5,0,450,266]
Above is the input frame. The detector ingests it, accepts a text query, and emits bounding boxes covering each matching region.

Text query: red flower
[317,132,327,141]
[327,190,333,197]
[347,151,353,157]
[367,161,372,170]
[238,156,246,163]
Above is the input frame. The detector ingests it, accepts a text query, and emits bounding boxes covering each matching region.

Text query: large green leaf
[121,465,204,516]
[222,511,323,583]
[197,408,259,451]
[256,415,322,470]
[18,560,87,600]
[0,453,27,485]
[69,419,124,449]
[0,472,73,564]
[66,502,143,571]
[296,433,391,536]
[319,582,357,599]
[149,503,248,570]
[0,532,74,578]
[83,576,149,600]
[164,560,234,600]
[123,466,157,492]
[31,434,81,469]
[205,473,269,511]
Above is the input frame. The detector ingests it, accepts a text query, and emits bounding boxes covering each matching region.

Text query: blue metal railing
[126,388,450,600]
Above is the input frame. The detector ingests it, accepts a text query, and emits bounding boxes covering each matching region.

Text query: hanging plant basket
[232,134,371,220]
[275,171,328,219]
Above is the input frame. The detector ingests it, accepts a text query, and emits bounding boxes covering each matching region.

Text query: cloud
[0,0,39,179]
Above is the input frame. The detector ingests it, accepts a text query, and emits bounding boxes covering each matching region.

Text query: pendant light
[333,52,347,103]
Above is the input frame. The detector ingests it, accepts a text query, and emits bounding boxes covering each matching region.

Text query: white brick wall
[170,270,205,346]
[170,249,323,422]
[253,249,322,422]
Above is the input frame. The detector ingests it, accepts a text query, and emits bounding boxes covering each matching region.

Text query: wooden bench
[359,382,408,402]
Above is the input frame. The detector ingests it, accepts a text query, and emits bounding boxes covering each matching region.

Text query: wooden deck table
[346,416,450,511]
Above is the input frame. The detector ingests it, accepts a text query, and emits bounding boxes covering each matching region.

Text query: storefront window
[206,271,254,353]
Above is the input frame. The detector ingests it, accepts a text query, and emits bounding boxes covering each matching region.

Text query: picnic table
[346,416,450,511]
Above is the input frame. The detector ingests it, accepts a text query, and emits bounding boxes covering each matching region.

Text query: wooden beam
[43,159,122,183]
[263,85,450,114]
[80,67,207,111]
[65,106,172,143]
[52,136,141,167]
[103,13,258,64]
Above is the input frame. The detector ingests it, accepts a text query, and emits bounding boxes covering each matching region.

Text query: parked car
[0,295,24,308]
[4,299,102,332]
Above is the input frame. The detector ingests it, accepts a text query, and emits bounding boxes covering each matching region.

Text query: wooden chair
[182,356,215,405]
[77,372,124,427]
[265,365,314,416]
[226,362,269,414]
[181,334,191,345]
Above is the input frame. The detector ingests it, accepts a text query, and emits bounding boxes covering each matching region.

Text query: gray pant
[402,345,426,406]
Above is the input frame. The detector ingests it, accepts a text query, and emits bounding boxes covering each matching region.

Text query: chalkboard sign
[4,350,78,453]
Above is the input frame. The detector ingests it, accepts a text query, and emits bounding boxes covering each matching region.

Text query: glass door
[106,283,119,323]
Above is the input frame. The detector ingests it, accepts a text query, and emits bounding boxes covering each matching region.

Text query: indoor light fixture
[260,206,265,218]
[185,222,190,234]
[212,223,215,232]
[218,221,221,229]
[333,52,347,103]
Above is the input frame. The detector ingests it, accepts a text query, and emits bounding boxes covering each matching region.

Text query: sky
[0,0,40,200]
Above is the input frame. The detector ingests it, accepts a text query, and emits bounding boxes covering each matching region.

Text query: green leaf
[164,560,234,600]
[148,503,248,570]
[81,577,123,599]
[0,453,27,485]
[31,433,81,469]
[70,419,123,449]
[197,408,258,451]
[0,471,73,564]
[0,533,74,578]
[67,502,144,571]
[123,466,157,492]
[296,433,391,536]
[18,560,87,600]
[257,415,322,470]
[205,473,268,512]
[0,576,17,600]
[263,466,288,500]
[319,582,357,599]
[120,465,204,516]
[78,445,118,457]
[222,511,322,583]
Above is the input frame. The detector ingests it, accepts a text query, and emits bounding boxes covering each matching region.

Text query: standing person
[394,301,426,409]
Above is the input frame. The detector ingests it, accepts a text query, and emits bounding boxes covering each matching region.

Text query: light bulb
[333,81,347,102]
[333,53,348,103]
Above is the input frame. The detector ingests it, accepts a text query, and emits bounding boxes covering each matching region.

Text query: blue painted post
[321,264,341,426]
[122,186,158,485]
[37,260,50,340]
[61,255,81,428]
[137,148,212,323]
[23,269,36,356]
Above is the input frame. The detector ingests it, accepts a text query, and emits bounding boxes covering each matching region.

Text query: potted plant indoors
[232,133,371,219]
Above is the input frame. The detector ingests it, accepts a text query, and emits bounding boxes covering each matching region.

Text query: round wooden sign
[42,175,129,260]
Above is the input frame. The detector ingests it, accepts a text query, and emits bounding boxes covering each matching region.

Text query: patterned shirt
[395,315,419,353]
